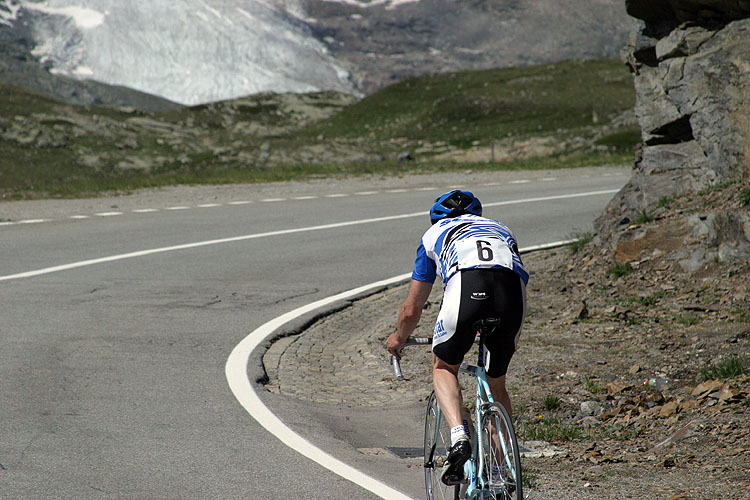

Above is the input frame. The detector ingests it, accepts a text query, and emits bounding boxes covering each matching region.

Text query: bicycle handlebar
[391,337,432,381]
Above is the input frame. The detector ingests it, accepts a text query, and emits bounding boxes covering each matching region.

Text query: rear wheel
[479,402,523,500]
[424,391,459,500]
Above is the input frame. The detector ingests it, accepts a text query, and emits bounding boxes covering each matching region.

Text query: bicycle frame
[460,351,518,499]
[392,323,522,500]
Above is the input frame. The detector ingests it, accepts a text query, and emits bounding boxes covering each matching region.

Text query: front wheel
[479,402,523,500]
[424,391,459,500]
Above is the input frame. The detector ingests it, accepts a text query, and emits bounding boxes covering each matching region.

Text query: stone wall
[596,0,750,234]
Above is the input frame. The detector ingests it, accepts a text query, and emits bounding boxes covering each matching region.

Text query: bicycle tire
[423,391,459,500]
[479,402,523,500]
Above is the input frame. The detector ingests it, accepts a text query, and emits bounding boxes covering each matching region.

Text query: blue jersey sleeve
[411,242,437,283]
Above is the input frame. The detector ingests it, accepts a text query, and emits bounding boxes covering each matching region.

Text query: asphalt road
[0,167,629,499]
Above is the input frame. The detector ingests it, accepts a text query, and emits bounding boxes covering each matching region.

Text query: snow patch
[16,0,357,105]
[320,0,420,8]
[22,1,105,29]
[0,0,22,26]
[72,65,93,76]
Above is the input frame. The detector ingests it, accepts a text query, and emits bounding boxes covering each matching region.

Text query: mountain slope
[1,0,630,107]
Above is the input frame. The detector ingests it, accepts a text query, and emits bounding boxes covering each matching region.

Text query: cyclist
[387,189,528,486]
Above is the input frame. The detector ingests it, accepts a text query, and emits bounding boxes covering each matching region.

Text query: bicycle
[392,318,523,500]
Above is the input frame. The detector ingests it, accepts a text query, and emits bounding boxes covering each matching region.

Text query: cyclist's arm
[387,279,433,358]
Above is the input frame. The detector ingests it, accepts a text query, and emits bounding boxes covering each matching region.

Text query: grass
[522,464,539,489]
[569,231,594,253]
[676,312,700,326]
[608,262,634,278]
[626,290,668,307]
[582,376,605,395]
[542,394,561,411]
[518,417,586,442]
[633,209,654,224]
[0,57,637,199]
[698,356,748,381]
[741,187,750,207]
[657,196,673,209]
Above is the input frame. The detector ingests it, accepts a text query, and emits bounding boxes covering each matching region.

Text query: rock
[596,7,750,238]
[581,400,603,417]
[606,381,633,394]
[690,379,724,398]
[576,301,589,320]
[659,400,680,417]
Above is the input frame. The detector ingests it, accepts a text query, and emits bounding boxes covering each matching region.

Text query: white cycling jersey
[411,214,529,286]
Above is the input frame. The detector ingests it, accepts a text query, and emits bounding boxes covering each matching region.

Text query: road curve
[0,167,628,499]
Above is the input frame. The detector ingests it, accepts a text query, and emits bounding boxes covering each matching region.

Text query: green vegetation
[698,356,748,381]
[657,196,673,209]
[582,376,605,395]
[569,231,594,253]
[600,424,643,441]
[608,262,634,278]
[594,128,641,152]
[0,57,637,199]
[626,290,668,307]
[542,394,562,411]
[741,187,750,207]
[522,464,539,489]
[633,209,654,224]
[676,312,700,326]
[518,417,585,442]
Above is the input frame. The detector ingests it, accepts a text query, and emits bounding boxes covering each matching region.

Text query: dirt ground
[502,182,750,500]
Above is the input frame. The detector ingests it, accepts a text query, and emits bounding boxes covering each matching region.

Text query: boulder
[596,3,750,240]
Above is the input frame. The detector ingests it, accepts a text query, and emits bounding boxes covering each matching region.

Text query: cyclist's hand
[386,332,405,359]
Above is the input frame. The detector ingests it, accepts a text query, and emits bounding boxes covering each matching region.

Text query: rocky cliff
[595,0,750,269]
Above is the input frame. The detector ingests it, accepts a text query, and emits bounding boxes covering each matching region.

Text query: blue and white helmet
[429,190,482,224]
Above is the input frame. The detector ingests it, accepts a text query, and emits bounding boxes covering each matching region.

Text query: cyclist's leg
[483,269,525,464]
[432,272,475,433]
[432,356,463,429]
[487,374,512,418]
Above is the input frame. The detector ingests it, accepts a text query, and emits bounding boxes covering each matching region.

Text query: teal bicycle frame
[395,318,522,500]
[457,341,518,499]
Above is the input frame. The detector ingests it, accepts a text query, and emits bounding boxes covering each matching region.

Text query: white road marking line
[225,239,575,500]
[226,273,415,500]
[385,189,407,193]
[325,193,349,198]
[540,177,557,181]
[132,209,159,213]
[228,200,252,205]
[415,187,437,191]
[509,179,530,184]
[354,191,378,195]
[19,219,50,224]
[0,221,15,226]
[70,215,90,219]
[292,196,317,200]
[196,203,221,208]
[166,206,190,210]
[95,212,123,217]
[0,189,618,284]
[0,186,614,492]
[260,198,285,202]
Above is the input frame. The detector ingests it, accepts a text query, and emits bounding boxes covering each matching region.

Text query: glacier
[9,0,356,105]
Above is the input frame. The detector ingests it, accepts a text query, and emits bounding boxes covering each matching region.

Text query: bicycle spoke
[479,403,523,500]
[424,392,459,500]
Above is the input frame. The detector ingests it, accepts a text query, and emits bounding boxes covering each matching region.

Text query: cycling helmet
[429,190,482,224]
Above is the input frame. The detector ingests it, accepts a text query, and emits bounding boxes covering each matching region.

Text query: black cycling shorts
[432,268,526,377]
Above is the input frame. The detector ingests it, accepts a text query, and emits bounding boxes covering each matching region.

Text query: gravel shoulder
[260,176,749,500]
[263,242,748,500]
